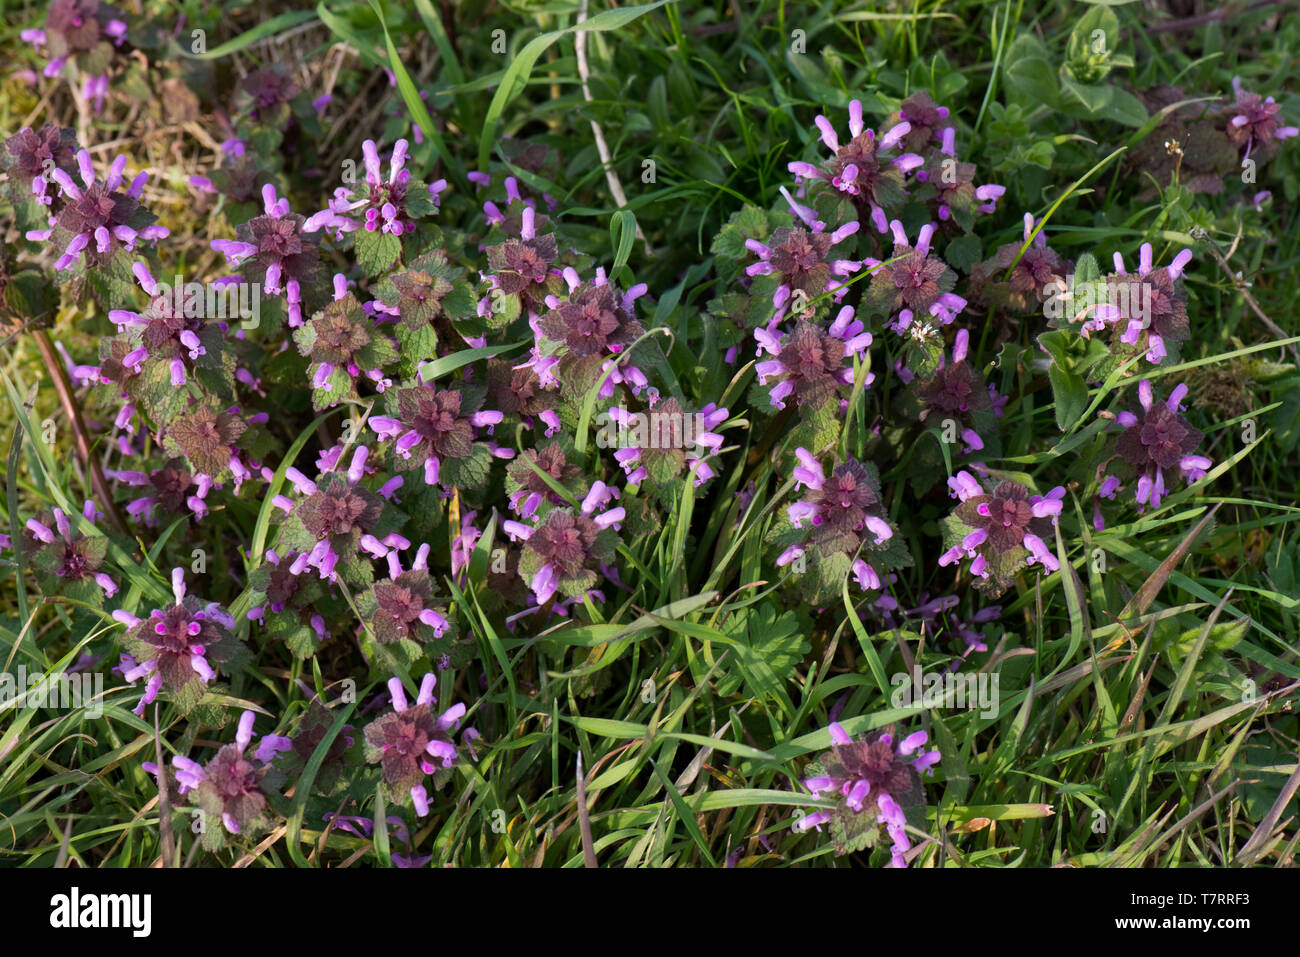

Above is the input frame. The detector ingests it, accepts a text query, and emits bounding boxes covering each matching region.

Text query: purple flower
[293,273,400,404]
[392,851,434,868]
[104,261,214,389]
[913,128,1004,224]
[508,507,622,605]
[484,207,561,316]
[449,510,482,583]
[528,267,650,396]
[163,710,291,835]
[21,501,116,600]
[913,328,999,453]
[1085,243,1193,365]
[212,184,320,327]
[1224,76,1298,161]
[890,91,955,155]
[743,219,861,312]
[107,458,211,526]
[975,213,1073,314]
[26,148,168,270]
[163,406,250,486]
[364,567,451,645]
[3,125,77,208]
[506,444,586,517]
[363,674,465,817]
[787,99,922,232]
[239,65,300,124]
[863,220,965,334]
[779,449,896,591]
[115,568,243,715]
[939,471,1065,591]
[486,357,559,436]
[793,722,939,866]
[192,141,270,205]
[754,307,873,410]
[1105,380,1210,512]
[305,138,423,239]
[272,445,406,580]
[22,0,128,111]
[370,384,505,487]
[481,174,545,231]
[244,549,329,649]
[283,699,353,791]
[607,399,728,487]
[873,594,1002,664]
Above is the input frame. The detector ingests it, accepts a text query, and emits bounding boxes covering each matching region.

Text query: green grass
[1,0,1299,868]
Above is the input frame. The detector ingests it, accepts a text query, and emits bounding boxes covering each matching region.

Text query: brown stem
[154,704,177,868]
[1198,237,1300,367]
[1147,1,1284,34]
[32,328,129,536]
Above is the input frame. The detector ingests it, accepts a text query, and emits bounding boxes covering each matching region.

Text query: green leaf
[1048,363,1088,432]
[417,342,526,383]
[710,204,771,260]
[1095,87,1149,127]
[1059,74,1114,113]
[610,209,637,273]
[354,229,402,276]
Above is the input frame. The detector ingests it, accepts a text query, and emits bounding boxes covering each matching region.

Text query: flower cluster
[908,328,1003,454]
[608,398,728,488]
[506,503,623,606]
[1224,76,1298,162]
[787,99,921,232]
[152,710,291,838]
[369,383,508,488]
[116,569,245,715]
[212,184,320,327]
[743,221,862,312]
[102,261,217,388]
[305,138,441,242]
[939,471,1064,594]
[1098,380,1211,519]
[794,722,940,865]
[106,458,212,525]
[3,125,77,209]
[972,213,1073,314]
[911,127,1005,230]
[21,501,116,603]
[359,565,451,647]
[863,221,966,334]
[363,674,465,817]
[25,148,168,271]
[773,449,900,600]
[506,443,586,518]
[270,445,406,584]
[483,208,561,318]
[754,309,873,410]
[529,267,650,396]
[21,0,128,111]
